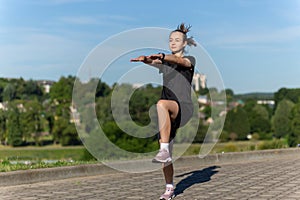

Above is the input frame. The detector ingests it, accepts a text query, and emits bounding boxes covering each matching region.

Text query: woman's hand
[148,54,164,61]
[130,55,162,65]
[130,55,146,62]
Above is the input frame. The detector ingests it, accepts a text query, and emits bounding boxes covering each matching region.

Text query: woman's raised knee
[157,100,168,109]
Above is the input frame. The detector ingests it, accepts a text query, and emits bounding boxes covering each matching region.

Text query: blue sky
[0,0,300,94]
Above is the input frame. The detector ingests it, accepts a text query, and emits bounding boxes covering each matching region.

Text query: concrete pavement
[1,148,300,199]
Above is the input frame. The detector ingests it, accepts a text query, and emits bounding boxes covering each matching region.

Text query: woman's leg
[163,163,174,184]
[163,139,174,185]
[156,100,179,143]
[156,100,178,187]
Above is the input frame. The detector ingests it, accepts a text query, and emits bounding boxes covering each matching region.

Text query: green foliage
[96,79,111,97]
[257,139,288,150]
[225,89,234,102]
[288,102,300,147]
[222,143,239,152]
[80,148,97,161]
[272,99,294,138]
[102,121,158,154]
[2,75,300,153]
[257,132,273,140]
[3,83,16,101]
[234,92,274,101]
[219,130,229,142]
[251,133,260,140]
[247,104,271,133]
[0,110,7,144]
[129,85,160,125]
[61,123,81,146]
[274,88,300,105]
[52,117,69,144]
[0,159,97,172]
[6,102,23,146]
[224,106,250,140]
[21,100,44,145]
[50,76,75,103]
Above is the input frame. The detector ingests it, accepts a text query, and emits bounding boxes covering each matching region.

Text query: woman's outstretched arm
[149,53,192,68]
[130,55,162,67]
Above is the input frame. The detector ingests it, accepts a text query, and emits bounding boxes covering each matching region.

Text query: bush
[80,149,97,161]
[223,143,239,152]
[258,132,273,140]
[251,133,260,141]
[219,130,229,142]
[257,139,288,150]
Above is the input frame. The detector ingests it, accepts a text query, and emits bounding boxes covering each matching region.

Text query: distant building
[257,100,275,108]
[132,83,143,89]
[257,100,275,106]
[198,95,208,104]
[192,73,206,92]
[70,102,81,125]
[0,102,8,111]
[36,80,55,93]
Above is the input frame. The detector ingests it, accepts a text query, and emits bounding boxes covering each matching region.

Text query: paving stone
[1,154,300,199]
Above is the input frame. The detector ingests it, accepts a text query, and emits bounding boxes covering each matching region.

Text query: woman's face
[169,31,187,54]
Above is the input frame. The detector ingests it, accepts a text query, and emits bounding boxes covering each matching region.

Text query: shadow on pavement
[174,165,220,196]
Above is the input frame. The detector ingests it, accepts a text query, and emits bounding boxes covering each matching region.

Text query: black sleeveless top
[159,56,196,104]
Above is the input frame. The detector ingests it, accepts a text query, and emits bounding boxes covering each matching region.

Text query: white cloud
[60,16,99,25]
[59,14,136,26]
[209,26,300,48]
[0,29,91,73]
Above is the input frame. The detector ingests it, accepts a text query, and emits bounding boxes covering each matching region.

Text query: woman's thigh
[157,99,179,121]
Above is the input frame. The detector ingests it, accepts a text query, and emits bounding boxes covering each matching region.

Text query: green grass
[0,160,97,172]
[0,145,97,172]
[0,145,86,161]
[182,139,288,156]
[0,139,289,172]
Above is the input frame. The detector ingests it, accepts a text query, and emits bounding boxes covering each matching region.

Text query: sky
[0,0,300,94]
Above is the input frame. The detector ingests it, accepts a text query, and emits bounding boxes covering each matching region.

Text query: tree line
[0,76,300,149]
[221,88,300,147]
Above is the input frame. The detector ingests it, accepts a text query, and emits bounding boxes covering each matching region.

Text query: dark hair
[172,23,197,47]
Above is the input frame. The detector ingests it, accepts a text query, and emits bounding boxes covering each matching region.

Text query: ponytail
[173,23,197,47]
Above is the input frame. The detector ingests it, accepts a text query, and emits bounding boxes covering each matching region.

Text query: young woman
[130,23,197,200]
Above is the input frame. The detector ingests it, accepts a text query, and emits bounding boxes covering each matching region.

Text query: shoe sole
[152,157,172,163]
[159,194,175,200]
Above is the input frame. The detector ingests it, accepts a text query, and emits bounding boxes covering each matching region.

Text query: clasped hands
[130,53,164,63]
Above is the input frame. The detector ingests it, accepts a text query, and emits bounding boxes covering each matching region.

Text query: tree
[272,99,294,138]
[225,89,234,102]
[0,85,4,102]
[274,88,300,107]
[50,76,75,104]
[96,79,111,98]
[224,106,250,140]
[3,83,16,101]
[129,86,160,125]
[61,123,80,146]
[248,104,271,134]
[23,80,43,100]
[0,110,7,144]
[289,102,300,147]
[6,102,23,146]
[52,116,69,145]
[21,100,44,146]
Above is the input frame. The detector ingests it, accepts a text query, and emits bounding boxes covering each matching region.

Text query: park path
[1,151,300,199]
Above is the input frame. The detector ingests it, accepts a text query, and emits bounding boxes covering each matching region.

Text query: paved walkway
[1,153,300,199]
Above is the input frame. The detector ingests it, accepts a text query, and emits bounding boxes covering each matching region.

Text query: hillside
[235,92,274,100]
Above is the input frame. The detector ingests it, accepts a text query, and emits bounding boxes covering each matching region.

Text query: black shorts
[158,101,194,142]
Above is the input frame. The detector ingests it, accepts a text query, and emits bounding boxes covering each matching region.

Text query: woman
[130,23,196,200]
